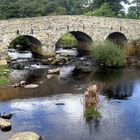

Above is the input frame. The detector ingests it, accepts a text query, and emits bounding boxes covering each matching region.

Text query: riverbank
[0,65,10,86]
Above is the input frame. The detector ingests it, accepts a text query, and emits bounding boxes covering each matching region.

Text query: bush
[9,35,32,51]
[91,40,125,67]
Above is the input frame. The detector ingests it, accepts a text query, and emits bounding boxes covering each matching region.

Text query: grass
[91,40,125,67]
[84,108,101,118]
[0,65,10,85]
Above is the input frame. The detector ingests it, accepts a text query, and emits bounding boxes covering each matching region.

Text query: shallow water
[0,66,140,140]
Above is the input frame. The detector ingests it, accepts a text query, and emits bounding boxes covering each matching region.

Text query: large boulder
[0,118,11,131]
[9,132,42,140]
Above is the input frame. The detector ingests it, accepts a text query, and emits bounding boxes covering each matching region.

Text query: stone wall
[0,15,140,57]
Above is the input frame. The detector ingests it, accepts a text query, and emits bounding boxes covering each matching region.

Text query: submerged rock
[24,84,39,89]
[9,132,42,140]
[0,118,11,131]
[55,103,65,105]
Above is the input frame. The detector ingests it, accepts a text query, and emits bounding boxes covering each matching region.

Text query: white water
[56,48,77,56]
[8,49,33,60]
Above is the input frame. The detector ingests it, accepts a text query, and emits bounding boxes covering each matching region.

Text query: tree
[127,0,140,19]
[85,0,128,17]
[93,3,115,17]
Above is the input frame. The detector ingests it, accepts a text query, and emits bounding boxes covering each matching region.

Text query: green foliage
[91,40,125,67]
[0,65,10,85]
[84,108,100,118]
[0,0,129,19]
[9,35,32,51]
[93,3,115,17]
[127,6,140,19]
[0,0,88,19]
[57,33,78,48]
[85,0,128,17]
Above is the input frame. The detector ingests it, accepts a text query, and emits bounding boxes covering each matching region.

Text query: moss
[84,108,101,118]
[0,65,10,85]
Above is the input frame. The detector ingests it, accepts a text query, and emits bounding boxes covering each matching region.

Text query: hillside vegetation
[0,0,139,19]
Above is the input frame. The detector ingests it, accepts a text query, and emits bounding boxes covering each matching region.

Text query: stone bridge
[0,15,140,57]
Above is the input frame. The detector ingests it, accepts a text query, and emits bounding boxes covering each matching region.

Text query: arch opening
[107,32,127,46]
[8,35,42,58]
[56,31,93,56]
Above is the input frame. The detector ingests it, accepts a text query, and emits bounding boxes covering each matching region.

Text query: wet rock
[1,113,13,119]
[47,74,53,79]
[48,68,60,74]
[9,132,42,140]
[24,84,39,89]
[73,66,92,74]
[55,54,67,65]
[12,80,26,88]
[41,58,54,65]
[0,118,11,131]
[20,80,26,85]
[55,103,65,105]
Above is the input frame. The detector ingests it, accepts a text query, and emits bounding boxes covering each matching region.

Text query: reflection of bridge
[0,16,140,56]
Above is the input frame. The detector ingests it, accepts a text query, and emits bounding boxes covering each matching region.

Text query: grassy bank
[0,65,10,85]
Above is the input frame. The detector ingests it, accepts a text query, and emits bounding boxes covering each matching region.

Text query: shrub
[9,35,32,51]
[91,40,125,67]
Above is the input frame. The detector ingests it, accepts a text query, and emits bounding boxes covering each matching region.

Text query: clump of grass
[0,65,10,85]
[91,40,125,67]
[84,108,100,118]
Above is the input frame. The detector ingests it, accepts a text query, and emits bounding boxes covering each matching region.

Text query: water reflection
[1,67,140,139]
[103,82,134,100]
[86,118,100,135]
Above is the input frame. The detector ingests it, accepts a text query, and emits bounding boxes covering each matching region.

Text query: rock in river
[48,68,60,74]
[1,113,13,119]
[24,84,39,89]
[0,118,11,131]
[9,132,42,140]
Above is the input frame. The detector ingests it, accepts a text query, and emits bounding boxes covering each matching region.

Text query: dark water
[0,66,140,140]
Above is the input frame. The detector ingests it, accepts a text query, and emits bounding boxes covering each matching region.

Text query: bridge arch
[55,31,93,56]
[8,35,43,57]
[106,32,128,46]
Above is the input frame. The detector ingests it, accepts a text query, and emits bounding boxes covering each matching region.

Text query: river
[0,50,140,140]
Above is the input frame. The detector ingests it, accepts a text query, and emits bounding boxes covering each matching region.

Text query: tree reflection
[103,82,134,100]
